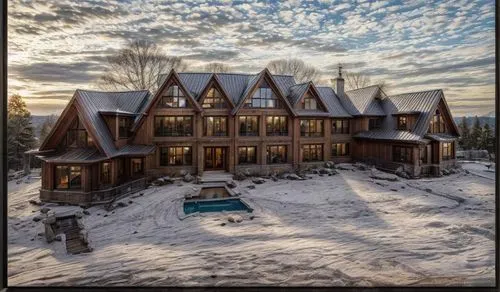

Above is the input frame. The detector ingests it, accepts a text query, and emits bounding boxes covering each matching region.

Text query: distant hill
[453,116,495,131]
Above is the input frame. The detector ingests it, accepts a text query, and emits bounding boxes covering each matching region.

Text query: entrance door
[205,147,226,170]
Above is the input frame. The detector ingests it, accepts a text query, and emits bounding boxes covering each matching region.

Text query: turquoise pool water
[184,198,252,215]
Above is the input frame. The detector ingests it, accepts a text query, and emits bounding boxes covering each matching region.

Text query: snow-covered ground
[8,165,495,286]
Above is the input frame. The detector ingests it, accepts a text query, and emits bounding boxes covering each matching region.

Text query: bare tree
[203,62,231,73]
[98,40,188,92]
[266,58,321,83]
[343,71,371,90]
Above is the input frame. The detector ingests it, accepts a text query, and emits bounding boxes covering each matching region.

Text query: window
[154,116,193,136]
[267,145,287,164]
[244,82,282,108]
[55,166,81,189]
[332,143,349,157]
[160,147,192,166]
[428,109,446,133]
[393,146,413,163]
[118,117,131,138]
[100,162,111,185]
[160,85,187,108]
[266,116,288,136]
[300,119,323,137]
[202,88,227,108]
[369,118,381,130]
[303,94,317,110]
[397,116,407,130]
[332,119,349,134]
[66,118,92,148]
[204,116,227,136]
[302,144,323,162]
[442,142,453,160]
[238,146,257,164]
[239,116,259,136]
[131,158,144,176]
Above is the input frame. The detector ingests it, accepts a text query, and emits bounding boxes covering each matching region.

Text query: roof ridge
[345,84,380,93]
[76,89,150,94]
[177,72,258,77]
[387,88,442,97]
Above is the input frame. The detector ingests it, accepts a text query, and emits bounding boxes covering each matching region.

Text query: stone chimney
[335,63,344,97]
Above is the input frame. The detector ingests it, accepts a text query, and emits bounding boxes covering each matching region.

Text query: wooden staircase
[55,216,91,255]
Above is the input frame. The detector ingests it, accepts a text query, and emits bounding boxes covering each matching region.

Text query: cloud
[182,49,240,61]
[10,62,106,83]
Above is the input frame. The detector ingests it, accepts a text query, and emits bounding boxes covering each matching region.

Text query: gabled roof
[316,87,352,118]
[287,82,309,105]
[342,85,385,116]
[75,89,150,157]
[36,148,107,163]
[177,73,213,100]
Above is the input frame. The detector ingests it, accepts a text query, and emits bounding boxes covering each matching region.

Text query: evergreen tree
[470,116,482,149]
[7,94,36,170]
[39,114,58,147]
[458,116,470,150]
[479,123,493,151]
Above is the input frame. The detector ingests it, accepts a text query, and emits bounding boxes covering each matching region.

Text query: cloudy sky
[8,0,496,116]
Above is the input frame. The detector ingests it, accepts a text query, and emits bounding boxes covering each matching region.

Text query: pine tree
[479,123,493,151]
[39,114,58,147]
[470,116,482,149]
[7,94,36,170]
[458,116,470,150]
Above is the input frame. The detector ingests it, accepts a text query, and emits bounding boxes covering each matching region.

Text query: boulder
[369,168,399,182]
[354,162,368,171]
[83,210,90,216]
[442,169,450,176]
[55,234,63,242]
[44,215,56,224]
[28,199,41,206]
[233,172,246,181]
[336,163,356,171]
[32,216,42,222]
[117,202,127,208]
[270,174,278,182]
[227,214,243,223]
[75,211,84,219]
[183,173,194,183]
[324,161,335,169]
[195,176,202,184]
[247,185,256,189]
[40,207,50,214]
[252,177,266,184]
[311,168,320,174]
[179,169,188,176]
[226,180,237,189]
[287,173,305,180]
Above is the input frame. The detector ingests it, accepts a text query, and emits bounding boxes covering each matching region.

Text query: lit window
[204,116,227,136]
[332,119,349,134]
[267,145,287,164]
[238,147,257,164]
[239,116,259,136]
[154,116,193,137]
[266,116,288,136]
[160,147,192,166]
[332,143,349,157]
[302,144,323,162]
[160,85,187,108]
[300,119,323,137]
[202,88,227,108]
[55,165,81,189]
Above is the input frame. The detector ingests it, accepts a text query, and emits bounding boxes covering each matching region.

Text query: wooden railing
[40,177,147,205]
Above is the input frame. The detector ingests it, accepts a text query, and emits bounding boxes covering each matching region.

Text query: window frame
[303,94,317,110]
[159,85,187,108]
[332,119,349,134]
[368,118,382,130]
[266,116,288,136]
[204,116,228,136]
[397,116,408,130]
[300,119,324,137]
[100,162,111,185]
[244,86,282,109]
[442,142,453,160]
[131,158,144,176]
[266,145,288,164]
[55,165,82,190]
[202,87,227,109]
[160,146,192,166]
[66,118,91,148]
[302,144,324,162]
[238,146,257,164]
[331,143,350,157]
[392,146,413,163]
[239,116,259,136]
[118,117,131,138]
[154,116,193,137]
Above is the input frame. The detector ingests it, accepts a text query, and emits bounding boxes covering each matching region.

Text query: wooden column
[324,118,332,161]
[292,118,300,168]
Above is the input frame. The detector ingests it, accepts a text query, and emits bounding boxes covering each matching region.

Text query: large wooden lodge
[32,68,460,205]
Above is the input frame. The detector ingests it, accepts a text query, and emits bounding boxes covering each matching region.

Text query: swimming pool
[183,198,252,215]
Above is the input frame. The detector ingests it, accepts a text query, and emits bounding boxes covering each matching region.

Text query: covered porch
[35,146,155,205]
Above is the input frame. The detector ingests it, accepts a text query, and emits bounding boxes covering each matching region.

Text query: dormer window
[397,116,407,130]
[303,94,317,110]
[118,117,132,138]
[160,85,187,108]
[203,88,227,109]
[369,118,381,130]
[244,82,282,108]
